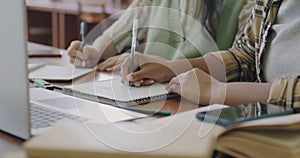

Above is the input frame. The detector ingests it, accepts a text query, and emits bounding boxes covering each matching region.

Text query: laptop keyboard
[30,103,88,129]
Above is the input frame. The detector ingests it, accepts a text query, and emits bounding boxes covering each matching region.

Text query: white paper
[29,65,94,81]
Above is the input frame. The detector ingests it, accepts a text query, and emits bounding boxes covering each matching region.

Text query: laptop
[0,0,145,140]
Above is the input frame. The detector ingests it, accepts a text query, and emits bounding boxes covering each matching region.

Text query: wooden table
[0,42,199,157]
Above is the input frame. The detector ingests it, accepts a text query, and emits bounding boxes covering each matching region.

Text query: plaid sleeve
[268,77,300,111]
[211,47,257,82]
[212,0,260,82]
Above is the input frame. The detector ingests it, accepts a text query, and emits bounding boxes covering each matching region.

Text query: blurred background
[26,0,133,49]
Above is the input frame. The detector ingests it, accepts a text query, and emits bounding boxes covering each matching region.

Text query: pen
[80,21,87,68]
[129,19,139,86]
[121,106,171,116]
[31,79,63,90]
[80,21,87,48]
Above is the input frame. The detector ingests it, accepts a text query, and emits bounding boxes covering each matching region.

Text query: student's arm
[99,0,151,57]
[67,0,151,68]
[119,53,225,86]
[166,68,271,105]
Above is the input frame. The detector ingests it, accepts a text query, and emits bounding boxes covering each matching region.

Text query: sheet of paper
[28,62,45,72]
[28,65,94,81]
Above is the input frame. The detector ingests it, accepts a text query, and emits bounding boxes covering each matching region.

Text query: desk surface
[0,42,199,157]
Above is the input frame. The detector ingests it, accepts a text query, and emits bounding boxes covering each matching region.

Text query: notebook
[62,78,178,106]
[29,65,94,81]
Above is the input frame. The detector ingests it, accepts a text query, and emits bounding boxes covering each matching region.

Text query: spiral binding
[62,88,179,106]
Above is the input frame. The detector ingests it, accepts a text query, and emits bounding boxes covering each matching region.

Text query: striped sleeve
[268,77,300,111]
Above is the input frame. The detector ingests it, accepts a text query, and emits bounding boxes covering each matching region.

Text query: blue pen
[129,19,139,86]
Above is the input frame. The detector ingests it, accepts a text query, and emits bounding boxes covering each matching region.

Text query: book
[214,112,300,158]
[24,107,300,158]
[62,78,179,106]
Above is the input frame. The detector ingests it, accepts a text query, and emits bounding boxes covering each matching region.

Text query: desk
[0,42,199,157]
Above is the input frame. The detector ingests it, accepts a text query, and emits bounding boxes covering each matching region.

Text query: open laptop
[0,0,145,140]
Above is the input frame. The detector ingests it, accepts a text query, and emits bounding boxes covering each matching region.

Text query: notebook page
[67,78,169,102]
[29,65,93,81]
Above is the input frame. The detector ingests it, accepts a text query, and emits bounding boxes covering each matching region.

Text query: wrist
[166,59,194,76]
[211,82,227,105]
[92,34,118,61]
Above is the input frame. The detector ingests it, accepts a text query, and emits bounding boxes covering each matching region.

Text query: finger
[67,41,82,57]
[116,53,129,66]
[72,58,83,68]
[111,63,122,72]
[81,46,95,60]
[68,40,82,50]
[120,57,131,82]
[169,77,180,86]
[121,77,129,86]
[129,69,151,82]
[73,58,90,68]
[166,83,181,94]
[68,49,81,58]
[140,79,155,86]
[69,57,76,64]
[69,50,85,61]
[97,58,116,71]
[131,80,142,87]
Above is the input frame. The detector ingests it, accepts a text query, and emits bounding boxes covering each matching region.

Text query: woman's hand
[96,53,129,72]
[120,52,175,86]
[166,68,225,105]
[67,40,102,68]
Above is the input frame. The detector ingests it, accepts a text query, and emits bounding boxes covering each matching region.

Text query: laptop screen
[0,0,31,140]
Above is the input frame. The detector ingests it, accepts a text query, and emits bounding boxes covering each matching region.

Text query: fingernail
[149,80,154,84]
[126,74,131,81]
[105,67,112,71]
[128,74,133,81]
[134,82,140,87]
[166,86,171,92]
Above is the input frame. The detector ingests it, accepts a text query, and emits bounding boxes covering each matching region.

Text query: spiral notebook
[62,78,178,106]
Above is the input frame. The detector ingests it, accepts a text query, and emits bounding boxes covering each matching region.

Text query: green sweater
[144,0,246,59]
[103,0,246,60]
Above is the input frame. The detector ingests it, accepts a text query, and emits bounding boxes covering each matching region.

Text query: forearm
[189,54,226,82]
[165,53,225,81]
[220,82,272,105]
[92,34,118,61]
